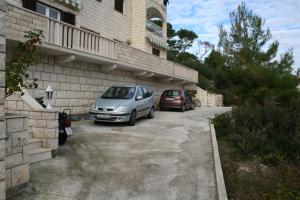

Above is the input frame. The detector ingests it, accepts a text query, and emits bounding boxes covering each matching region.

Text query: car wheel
[128,110,137,126]
[147,107,154,119]
[160,107,164,111]
[191,103,195,110]
[181,104,186,112]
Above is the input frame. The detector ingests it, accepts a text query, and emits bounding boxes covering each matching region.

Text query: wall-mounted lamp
[46,85,54,109]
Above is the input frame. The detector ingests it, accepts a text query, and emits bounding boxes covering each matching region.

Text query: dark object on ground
[58,108,72,145]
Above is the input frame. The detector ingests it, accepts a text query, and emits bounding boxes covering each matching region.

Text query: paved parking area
[10,107,231,200]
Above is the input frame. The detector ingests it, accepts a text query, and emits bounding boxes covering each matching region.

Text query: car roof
[111,85,149,88]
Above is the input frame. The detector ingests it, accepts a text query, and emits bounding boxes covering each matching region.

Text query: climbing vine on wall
[5,29,44,97]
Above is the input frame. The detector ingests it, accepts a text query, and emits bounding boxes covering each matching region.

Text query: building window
[23,0,76,25]
[152,48,160,56]
[36,2,61,20]
[115,0,124,13]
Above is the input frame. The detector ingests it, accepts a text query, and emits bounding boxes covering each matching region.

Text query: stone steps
[28,148,52,164]
[24,138,43,152]
[26,131,54,164]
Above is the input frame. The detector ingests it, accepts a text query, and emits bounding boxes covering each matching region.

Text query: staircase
[25,132,53,164]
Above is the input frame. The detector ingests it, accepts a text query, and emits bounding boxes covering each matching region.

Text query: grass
[216,129,300,200]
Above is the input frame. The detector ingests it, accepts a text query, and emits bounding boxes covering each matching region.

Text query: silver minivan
[90,85,154,126]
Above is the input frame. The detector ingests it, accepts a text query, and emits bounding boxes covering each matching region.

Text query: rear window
[163,90,180,97]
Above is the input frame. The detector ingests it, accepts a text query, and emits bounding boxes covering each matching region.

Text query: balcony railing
[47,19,116,59]
[146,19,164,37]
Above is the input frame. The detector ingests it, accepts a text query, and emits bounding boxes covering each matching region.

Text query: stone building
[4,0,198,117]
[1,0,199,198]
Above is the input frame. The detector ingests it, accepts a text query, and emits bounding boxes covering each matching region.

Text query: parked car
[90,85,154,126]
[159,89,195,112]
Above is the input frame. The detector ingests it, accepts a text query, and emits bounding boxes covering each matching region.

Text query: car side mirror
[136,96,143,101]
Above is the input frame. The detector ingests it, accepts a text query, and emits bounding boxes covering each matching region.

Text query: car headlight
[91,104,97,111]
[114,104,128,112]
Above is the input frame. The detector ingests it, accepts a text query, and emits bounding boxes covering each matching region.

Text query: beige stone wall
[188,87,224,107]
[80,0,132,43]
[5,94,59,150]
[5,115,29,191]
[0,2,6,199]
[131,0,146,50]
[4,55,183,115]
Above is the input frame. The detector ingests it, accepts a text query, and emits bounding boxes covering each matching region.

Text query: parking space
[10,107,231,200]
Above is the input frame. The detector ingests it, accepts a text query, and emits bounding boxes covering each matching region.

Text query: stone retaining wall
[5,114,29,191]
[5,94,59,150]
[188,87,223,107]
[0,2,6,199]
[5,55,184,116]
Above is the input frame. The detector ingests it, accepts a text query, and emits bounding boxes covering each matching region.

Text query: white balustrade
[47,19,116,59]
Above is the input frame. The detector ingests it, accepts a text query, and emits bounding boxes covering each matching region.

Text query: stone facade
[5,95,59,150]
[5,115,29,191]
[0,1,6,199]
[8,0,168,59]
[5,4,197,83]
[189,87,224,107]
[5,55,183,116]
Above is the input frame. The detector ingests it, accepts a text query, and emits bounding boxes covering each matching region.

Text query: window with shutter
[152,48,160,56]
[23,0,37,12]
[61,12,76,25]
[115,0,124,13]
[23,1,76,26]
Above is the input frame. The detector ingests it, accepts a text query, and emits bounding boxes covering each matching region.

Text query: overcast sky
[168,0,300,70]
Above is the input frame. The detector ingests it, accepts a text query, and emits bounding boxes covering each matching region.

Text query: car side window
[136,88,144,100]
[185,91,192,101]
[142,87,151,98]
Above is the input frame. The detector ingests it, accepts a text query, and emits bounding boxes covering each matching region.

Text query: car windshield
[163,90,180,97]
[102,87,136,99]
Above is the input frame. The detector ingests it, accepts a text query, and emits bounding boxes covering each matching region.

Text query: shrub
[213,103,300,164]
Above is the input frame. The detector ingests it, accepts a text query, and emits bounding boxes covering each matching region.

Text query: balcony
[6,4,198,83]
[6,5,116,60]
[146,19,164,37]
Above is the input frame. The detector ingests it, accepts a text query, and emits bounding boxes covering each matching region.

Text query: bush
[213,103,300,164]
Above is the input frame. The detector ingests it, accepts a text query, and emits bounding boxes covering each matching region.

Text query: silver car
[90,85,154,126]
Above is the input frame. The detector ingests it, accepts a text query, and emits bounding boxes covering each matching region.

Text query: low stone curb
[210,122,228,200]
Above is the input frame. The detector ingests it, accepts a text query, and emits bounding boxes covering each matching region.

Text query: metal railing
[146,19,164,37]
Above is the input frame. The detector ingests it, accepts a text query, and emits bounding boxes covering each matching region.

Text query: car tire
[191,103,195,110]
[181,104,186,112]
[128,110,137,126]
[147,107,154,119]
[160,107,165,111]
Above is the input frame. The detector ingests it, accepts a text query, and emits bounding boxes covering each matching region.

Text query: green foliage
[214,103,300,164]
[5,29,44,97]
[202,2,299,106]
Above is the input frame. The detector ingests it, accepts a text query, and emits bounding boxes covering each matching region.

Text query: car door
[142,87,152,115]
[135,87,146,118]
[184,90,193,109]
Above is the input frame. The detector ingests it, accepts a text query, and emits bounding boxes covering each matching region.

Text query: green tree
[204,2,298,105]
[218,2,278,68]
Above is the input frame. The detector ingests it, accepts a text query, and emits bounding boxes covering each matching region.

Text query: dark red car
[159,89,195,112]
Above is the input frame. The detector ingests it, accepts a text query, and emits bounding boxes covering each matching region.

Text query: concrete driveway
[10,107,231,200]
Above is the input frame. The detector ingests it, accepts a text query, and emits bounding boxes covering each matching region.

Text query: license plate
[97,114,110,119]
[166,98,174,101]
[65,127,73,136]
